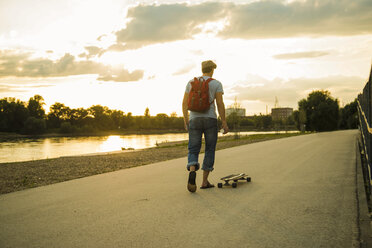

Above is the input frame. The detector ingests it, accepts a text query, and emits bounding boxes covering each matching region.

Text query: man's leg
[201,118,218,188]
[187,118,202,192]
[187,118,202,171]
[202,170,211,187]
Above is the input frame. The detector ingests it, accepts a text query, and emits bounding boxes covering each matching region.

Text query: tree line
[293,90,358,132]
[0,94,295,135]
[225,90,358,132]
[0,90,358,135]
[226,114,292,131]
[0,95,184,135]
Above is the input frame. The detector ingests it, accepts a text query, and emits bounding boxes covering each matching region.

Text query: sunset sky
[0,0,371,116]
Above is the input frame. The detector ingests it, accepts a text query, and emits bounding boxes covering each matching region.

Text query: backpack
[187,77,214,112]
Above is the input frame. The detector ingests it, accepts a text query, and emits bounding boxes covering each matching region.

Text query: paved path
[0,130,360,247]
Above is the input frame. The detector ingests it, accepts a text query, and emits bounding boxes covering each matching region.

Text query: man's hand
[184,120,189,131]
[221,121,229,134]
[216,92,229,134]
[182,92,189,132]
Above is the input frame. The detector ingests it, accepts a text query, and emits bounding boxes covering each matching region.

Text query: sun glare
[99,136,123,152]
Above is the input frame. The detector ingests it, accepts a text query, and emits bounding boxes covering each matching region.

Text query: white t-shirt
[185,76,224,120]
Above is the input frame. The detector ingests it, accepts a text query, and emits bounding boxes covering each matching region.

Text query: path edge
[356,135,372,247]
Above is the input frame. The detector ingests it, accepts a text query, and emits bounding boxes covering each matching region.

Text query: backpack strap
[203,77,215,104]
[205,78,214,83]
[197,77,214,84]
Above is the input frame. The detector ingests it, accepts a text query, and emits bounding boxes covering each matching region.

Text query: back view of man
[182,60,229,193]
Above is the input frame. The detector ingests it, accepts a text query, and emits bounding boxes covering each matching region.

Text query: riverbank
[0,128,298,139]
[0,129,187,139]
[0,132,306,195]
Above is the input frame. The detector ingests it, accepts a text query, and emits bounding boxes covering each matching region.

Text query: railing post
[369,76,372,182]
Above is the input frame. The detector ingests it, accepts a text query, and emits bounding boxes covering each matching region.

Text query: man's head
[202,60,217,74]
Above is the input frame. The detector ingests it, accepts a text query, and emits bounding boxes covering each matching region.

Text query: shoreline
[0,132,307,195]
[0,128,298,139]
[0,129,187,139]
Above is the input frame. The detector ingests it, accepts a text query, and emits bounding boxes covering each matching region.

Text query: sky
[0,0,371,116]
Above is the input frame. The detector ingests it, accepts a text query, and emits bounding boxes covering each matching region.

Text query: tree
[23,117,46,134]
[110,110,125,129]
[155,113,169,129]
[240,117,254,128]
[124,112,134,129]
[0,98,29,132]
[227,97,242,134]
[293,109,307,132]
[144,107,150,117]
[340,99,358,129]
[60,122,77,134]
[88,105,113,130]
[252,114,272,130]
[261,115,272,129]
[27,95,45,119]
[298,90,339,132]
[70,108,89,127]
[47,102,71,128]
[142,107,151,129]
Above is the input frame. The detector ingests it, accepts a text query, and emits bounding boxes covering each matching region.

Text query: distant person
[182,60,229,193]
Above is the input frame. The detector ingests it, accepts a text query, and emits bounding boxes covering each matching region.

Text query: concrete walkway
[0,130,361,247]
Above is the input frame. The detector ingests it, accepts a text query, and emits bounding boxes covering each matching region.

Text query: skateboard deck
[218,173,251,188]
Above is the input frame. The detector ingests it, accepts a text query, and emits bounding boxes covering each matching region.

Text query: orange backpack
[187,77,214,112]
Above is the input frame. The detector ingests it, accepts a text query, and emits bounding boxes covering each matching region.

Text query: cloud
[0,83,54,93]
[107,43,127,52]
[220,0,372,39]
[85,46,103,56]
[97,69,144,82]
[273,51,331,60]
[190,49,204,56]
[0,50,144,82]
[0,85,23,93]
[172,64,195,76]
[97,34,107,41]
[79,46,105,58]
[107,0,372,50]
[228,74,365,108]
[113,2,231,50]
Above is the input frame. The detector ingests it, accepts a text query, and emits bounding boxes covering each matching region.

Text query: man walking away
[182,60,229,193]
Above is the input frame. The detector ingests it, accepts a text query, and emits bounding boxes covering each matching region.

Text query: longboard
[218,173,251,188]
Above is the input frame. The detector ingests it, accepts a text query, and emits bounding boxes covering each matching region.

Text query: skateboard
[217,173,251,188]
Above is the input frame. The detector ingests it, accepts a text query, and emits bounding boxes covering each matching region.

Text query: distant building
[226,108,246,117]
[271,107,293,121]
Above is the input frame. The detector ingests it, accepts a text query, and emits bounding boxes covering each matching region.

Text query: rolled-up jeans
[187,117,218,171]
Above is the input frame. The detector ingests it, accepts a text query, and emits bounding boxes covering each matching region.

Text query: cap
[201,60,217,70]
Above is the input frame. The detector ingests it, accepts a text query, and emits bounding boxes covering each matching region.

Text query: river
[0,131,298,163]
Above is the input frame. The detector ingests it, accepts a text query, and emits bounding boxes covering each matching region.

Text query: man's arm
[215,92,229,134]
[182,92,189,131]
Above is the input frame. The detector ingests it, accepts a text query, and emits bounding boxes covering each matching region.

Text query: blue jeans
[187,117,218,171]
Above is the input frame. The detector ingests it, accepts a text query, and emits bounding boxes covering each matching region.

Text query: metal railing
[357,65,372,190]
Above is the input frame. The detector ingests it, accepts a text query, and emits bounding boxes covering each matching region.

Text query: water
[0,131,298,163]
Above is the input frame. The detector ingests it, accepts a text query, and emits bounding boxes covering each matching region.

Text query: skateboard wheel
[247,177,251,182]
[218,183,223,188]
[232,182,237,188]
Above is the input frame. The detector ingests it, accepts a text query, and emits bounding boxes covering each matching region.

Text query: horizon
[0,0,371,116]
[1,93,303,117]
